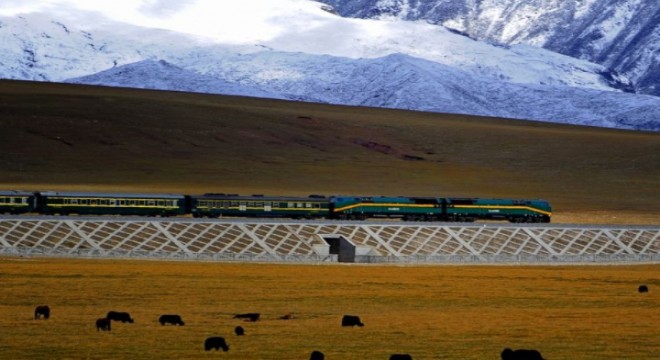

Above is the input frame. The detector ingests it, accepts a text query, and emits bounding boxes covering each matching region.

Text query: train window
[147,200,155,206]
[450,199,474,205]
[90,199,97,206]
[414,198,438,204]
[305,202,312,208]
[71,199,78,205]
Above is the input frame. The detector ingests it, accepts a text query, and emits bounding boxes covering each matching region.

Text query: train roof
[193,194,327,201]
[37,191,185,199]
[0,190,35,196]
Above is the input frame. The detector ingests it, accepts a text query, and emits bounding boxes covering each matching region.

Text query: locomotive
[0,190,551,223]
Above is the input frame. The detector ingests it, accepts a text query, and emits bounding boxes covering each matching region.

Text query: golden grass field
[1,80,659,224]
[0,257,657,360]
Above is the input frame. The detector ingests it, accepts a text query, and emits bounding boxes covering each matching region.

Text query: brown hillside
[0,80,658,224]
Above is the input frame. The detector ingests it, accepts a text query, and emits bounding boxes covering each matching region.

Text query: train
[0,190,552,223]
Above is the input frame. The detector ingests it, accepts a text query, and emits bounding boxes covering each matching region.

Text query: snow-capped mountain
[319,0,660,96]
[69,55,660,131]
[68,59,287,100]
[1,0,659,131]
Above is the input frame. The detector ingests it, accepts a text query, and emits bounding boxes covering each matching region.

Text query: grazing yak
[341,314,364,327]
[34,305,50,320]
[638,285,649,293]
[279,312,295,320]
[309,350,325,360]
[107,311,134,323]
[159,314,185,326]
[389,354,413,360]
[501,348,545,360]
[234,326,245,336]
[96,318,111,332]
[204,336,229,351]
[233,313,260,322]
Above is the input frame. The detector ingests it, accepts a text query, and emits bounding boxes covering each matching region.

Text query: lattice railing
[0,217,658,263]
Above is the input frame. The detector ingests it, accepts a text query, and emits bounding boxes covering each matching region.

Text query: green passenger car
[445,198,552,223]
[36,191,188,216]
[190,194,331,219]
[0,190,37,214]
[330,196,442,220]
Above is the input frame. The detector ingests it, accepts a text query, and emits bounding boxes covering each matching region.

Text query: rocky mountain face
[319,0,660,96]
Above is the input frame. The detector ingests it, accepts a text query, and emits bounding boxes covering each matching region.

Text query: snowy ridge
[70,53,660,131]
[67,59,286,100]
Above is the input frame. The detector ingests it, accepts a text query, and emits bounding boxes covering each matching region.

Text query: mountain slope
[69,54,660,130]
[319,0,660,96]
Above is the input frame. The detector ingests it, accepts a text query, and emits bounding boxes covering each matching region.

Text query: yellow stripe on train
[334,203,436,212]
[453,205,552,216]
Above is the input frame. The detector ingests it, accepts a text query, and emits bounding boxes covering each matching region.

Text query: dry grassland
[1,80,659,224]
[0,257,657,359]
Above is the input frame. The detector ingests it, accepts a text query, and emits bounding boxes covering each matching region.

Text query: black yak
[204,336,229,351]
[107,311,134,323]
[233,313,260,322]
[501,348,545,360]
[34,305,50,320]
[159,314,185,326]
[96,318,111,332]
[234,326,245,336]
[389,354,413,360]
[341,314,364,327]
